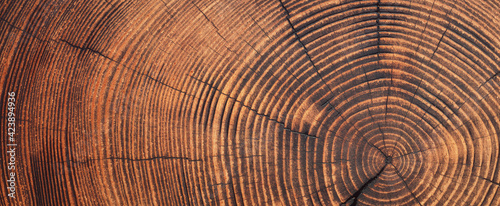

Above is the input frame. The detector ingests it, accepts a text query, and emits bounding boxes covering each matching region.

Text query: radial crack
[480,70,500,87]
[276,0,389,153]
[276,0,338,109]
[392,164,423,206]
[60,39,115,61]
[476,175,500,186]
[391,0,458,155]
[191,1,227,41]
[372,0,389,154]
[188,75,320,139]
[340,164,387,206]
[1,17,56,43]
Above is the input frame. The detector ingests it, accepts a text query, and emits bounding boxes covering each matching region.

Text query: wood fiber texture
[1,0,500,205]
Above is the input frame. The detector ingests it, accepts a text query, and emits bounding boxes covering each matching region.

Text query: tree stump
[1,0,500,205]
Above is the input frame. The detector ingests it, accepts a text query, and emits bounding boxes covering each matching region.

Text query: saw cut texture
[1,0,499,205]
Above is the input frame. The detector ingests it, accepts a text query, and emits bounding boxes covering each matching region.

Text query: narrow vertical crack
[374,0,389,153]
[382,0,393,148]
[277,0,388,158]
[360,0,389,157]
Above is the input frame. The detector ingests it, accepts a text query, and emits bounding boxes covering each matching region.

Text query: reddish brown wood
[1,0,500,205]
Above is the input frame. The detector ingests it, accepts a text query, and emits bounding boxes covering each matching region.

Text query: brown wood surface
[1,0,500,205]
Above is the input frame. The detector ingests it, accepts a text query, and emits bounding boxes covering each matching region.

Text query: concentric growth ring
[1,0,499,205]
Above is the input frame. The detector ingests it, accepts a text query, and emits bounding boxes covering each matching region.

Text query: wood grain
[1,0,500,205]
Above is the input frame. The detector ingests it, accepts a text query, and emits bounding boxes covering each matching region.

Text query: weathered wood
[1,0,500,205]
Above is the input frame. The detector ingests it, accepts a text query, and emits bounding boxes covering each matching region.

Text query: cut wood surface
[1,0,500,205]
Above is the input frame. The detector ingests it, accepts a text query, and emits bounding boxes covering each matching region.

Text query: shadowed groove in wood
[1,0,500,205]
